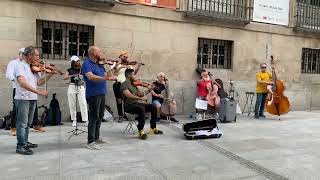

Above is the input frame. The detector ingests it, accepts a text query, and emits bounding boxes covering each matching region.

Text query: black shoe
[16,146,33,155]
[254,115,259,119]
[170,117,179,123]
[140,134,147,140]
[259,114,266,118]
[27,142,38,148]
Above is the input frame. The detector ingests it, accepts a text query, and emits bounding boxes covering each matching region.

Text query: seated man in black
[121,69,163,140]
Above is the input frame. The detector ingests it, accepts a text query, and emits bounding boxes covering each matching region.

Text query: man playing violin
[82,46,116,150]
[14,46,52,155]
[112,51,142,121]
[151,72,179,123]
[121,69,163,140]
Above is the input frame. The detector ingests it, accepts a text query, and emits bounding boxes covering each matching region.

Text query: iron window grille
[197,38,233,69]
[36,20,94,60]
[295,0,320,33]
[185,0,252,24]
[301,48,320,74]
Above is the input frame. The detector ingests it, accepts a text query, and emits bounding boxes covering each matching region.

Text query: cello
[160,79,177,116]
[265,56,291,118]
[206,73,221,111]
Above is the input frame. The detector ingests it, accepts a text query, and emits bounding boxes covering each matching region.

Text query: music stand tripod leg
[242,94,248,114]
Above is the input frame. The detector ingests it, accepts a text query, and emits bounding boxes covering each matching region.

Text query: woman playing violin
[112,51,143,121]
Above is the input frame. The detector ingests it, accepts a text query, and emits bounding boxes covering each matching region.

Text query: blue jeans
[254,93,267,117]
[15,100,37,149]
[152,100,161,106]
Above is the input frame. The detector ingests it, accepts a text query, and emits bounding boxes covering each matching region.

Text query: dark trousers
[124,103,157,131]
[254,93,268,116]
[113,82,123,116]
[11,88,16,128]
[87,94,105,144]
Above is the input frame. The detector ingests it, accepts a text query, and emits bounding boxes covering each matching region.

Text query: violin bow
[101,49,116,79]
[43,59,48,98]
[128,42,135,59]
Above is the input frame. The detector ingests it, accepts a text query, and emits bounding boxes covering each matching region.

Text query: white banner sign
[253,0,290,26]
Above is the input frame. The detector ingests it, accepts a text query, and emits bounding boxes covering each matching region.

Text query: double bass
[265,56,291,118]
[160,79,177,116]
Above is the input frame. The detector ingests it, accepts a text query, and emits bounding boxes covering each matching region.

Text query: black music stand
[68,73,87,140]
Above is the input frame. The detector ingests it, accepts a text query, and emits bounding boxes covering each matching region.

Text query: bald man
[82,46,115,150]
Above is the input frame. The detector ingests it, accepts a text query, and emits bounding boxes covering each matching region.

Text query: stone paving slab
[1,111,320,180]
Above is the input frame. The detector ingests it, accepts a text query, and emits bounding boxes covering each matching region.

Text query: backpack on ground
[3,111,15,130]
[46,93,62,126]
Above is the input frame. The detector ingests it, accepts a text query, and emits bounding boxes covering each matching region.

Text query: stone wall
[0,0,319,120]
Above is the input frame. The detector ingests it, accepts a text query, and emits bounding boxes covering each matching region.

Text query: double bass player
[254,63,274,119]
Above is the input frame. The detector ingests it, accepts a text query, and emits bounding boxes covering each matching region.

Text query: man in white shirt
[15,46,53,155]
[6,48,24,136]
[112,51,141,121]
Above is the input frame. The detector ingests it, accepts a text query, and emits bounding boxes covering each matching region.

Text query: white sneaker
[72,121,77,127]
[86,142,101,150]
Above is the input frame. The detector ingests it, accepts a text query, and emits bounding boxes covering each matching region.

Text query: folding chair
[123,113,138,134]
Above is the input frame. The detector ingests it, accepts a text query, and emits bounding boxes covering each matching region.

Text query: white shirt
[116,64,133,83]
[6,58,21,88]
[14,60,40,100]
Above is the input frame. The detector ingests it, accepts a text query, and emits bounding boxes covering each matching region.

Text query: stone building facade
[0,0,319,120]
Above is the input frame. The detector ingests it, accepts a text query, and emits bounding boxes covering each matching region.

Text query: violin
[30,61,63,75]
[97,59,118,65]
[132,80,151,87]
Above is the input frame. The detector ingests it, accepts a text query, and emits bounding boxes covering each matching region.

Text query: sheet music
[195,98,208,110]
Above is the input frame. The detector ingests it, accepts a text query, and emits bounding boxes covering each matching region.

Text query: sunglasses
[260,66,267,68]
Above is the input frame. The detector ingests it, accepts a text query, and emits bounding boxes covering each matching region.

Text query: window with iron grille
[36,20,94,60]
[295,0,320,32]
[301,48,320,74]
[197,38,233,69]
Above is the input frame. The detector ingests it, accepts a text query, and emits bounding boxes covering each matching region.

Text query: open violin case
[182,118,222,140]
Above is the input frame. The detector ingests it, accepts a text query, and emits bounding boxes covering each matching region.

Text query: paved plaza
[1,111,320,180]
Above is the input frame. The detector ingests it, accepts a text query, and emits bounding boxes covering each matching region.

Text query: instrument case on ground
[182,119,222,140]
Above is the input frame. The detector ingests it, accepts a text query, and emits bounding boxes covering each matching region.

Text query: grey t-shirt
[14,60,40,100]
